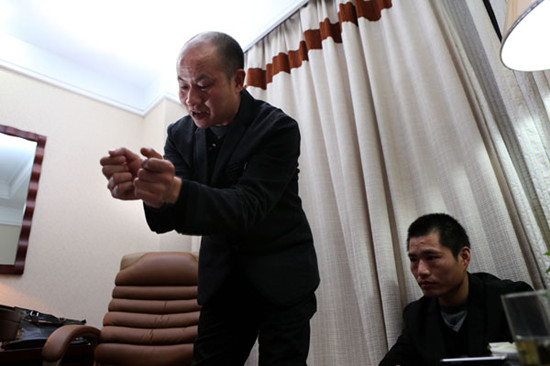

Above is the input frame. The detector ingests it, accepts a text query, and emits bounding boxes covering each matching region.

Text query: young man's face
[177,43,244,129]
[408,231,470,306]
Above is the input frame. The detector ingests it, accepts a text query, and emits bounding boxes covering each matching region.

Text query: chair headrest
[115,252,198,286]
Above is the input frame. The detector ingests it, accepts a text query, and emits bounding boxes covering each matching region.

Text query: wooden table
[0,343,93,365]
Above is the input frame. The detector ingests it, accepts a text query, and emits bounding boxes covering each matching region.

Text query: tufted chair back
[42,252,201,366]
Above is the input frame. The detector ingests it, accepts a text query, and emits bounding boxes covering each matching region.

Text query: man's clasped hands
[100,147,181,208]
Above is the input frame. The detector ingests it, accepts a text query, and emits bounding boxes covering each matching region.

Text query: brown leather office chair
[42,252,201,366]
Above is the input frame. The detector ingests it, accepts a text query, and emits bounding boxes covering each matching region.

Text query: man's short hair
[184,31,244,80]
[406,213,470,258]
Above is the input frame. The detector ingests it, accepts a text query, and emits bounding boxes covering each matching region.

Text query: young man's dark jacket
[144,89,320,306]
[380,272,533,366]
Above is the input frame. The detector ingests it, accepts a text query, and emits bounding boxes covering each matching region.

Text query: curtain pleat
[438,0,550,286]
[243,0,549,364]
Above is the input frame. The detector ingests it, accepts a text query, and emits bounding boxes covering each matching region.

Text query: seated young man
[380,213,533,366]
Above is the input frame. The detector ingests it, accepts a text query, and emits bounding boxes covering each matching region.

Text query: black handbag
[0,305,86,350]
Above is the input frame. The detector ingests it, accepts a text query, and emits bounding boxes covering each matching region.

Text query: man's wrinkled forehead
[407,229,440,249]
[177,73,210,84]
[408,245,444,258]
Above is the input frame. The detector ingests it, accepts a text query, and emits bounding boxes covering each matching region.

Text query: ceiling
[0,0,308,115]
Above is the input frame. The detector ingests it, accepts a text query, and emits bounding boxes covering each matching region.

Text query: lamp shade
[500,0,550,71]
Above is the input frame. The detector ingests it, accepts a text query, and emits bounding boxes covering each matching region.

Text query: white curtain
[243,0,550,364]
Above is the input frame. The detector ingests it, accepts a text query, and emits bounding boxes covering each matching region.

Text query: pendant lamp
[500,0,550,71]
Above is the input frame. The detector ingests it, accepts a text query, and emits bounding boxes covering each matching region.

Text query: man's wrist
[164,176,182,204]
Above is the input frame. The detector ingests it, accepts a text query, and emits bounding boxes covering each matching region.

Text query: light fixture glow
[501,0,550,71]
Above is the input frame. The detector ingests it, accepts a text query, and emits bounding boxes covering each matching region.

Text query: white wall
[0,67,190,326]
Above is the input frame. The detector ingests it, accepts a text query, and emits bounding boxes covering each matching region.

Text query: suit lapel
[424,299,447,361]
[210,90,253,184]
[210,119,246,184]
[194,128,209,184]
[466,274,487,355]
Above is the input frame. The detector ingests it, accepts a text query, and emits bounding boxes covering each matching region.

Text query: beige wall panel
[0,68,188,326]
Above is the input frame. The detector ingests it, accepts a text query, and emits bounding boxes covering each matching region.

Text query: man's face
[408,231,470,305]
[177,43,244,129]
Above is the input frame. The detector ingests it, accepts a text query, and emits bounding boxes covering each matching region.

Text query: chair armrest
[41,324,100,362]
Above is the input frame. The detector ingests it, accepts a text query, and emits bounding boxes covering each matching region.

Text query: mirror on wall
[0,124,46,274]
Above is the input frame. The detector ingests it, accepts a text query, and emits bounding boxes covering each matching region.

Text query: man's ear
[233,69,246,91]
[460,246,471,268]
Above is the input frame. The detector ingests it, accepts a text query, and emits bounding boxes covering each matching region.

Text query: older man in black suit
[380,213,532,366]
[100,31,319,366]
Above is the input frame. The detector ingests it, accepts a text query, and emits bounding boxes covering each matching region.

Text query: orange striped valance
[246,0,392,89]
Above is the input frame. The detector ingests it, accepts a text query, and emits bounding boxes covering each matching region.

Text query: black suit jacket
[380,272,533,366]
[144,89,320,306]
